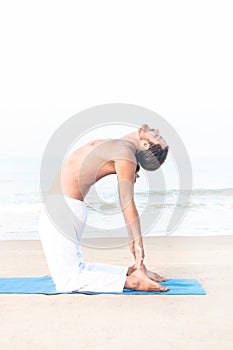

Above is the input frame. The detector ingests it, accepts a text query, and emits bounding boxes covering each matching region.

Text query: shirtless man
[39,124,169,293]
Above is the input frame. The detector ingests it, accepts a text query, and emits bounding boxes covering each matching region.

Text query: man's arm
[114,155,145,268]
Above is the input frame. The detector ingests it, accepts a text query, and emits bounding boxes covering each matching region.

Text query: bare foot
[125,269,169,292]
[127,264,166,282]
[145,270,166,282]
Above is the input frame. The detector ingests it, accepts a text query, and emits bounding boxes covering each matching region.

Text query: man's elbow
[120,197,137,214]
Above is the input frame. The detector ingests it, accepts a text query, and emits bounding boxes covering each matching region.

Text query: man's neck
[120,131,141,150]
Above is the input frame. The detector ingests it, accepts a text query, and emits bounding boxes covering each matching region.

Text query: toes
[156,284,169,292]
[155,276,166,282]
[155,276,167,283]
[151,273,166,282]
[151,282,169,292]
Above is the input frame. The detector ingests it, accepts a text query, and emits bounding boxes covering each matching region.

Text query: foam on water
[0,157,232,239]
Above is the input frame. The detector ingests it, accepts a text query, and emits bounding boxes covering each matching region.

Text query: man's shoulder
[111,139,136,158]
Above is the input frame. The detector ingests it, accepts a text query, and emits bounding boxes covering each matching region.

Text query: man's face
[139,124,167,149]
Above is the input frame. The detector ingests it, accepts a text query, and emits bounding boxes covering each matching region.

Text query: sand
[0,236,233,350]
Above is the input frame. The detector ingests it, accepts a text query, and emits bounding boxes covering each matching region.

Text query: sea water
[0,157,232,240]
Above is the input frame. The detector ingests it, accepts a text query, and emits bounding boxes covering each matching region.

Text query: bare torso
[50,138,136,200]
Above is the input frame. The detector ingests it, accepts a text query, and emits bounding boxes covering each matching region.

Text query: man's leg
[124,269,169,292]
[39,196,88,292]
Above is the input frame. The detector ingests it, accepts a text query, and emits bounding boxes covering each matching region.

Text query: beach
[0,236,232,350]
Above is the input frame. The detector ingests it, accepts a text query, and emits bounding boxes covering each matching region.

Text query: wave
[0,188,232,214]
[187,188,233,196]
[0,202,42,213]
[148,188,233,195]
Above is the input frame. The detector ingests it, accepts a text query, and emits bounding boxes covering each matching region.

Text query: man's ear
[139,137,150,150]
[138,125,151,150]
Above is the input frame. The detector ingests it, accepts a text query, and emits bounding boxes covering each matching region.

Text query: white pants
[39,196,127,293]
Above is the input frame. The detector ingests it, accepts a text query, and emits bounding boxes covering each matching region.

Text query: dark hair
[135,144,169,171]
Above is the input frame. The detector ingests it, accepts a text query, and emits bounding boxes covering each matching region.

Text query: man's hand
[134,239,145,269]
[127,263,166,282]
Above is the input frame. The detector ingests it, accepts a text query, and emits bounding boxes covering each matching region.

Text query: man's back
[53,138,136,200]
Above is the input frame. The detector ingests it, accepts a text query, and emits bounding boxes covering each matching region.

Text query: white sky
[0,0,232,162]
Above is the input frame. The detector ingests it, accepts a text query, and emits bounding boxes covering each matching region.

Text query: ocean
[0,157,232,240]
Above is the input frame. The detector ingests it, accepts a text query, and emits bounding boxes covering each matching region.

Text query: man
[39,124,169,293]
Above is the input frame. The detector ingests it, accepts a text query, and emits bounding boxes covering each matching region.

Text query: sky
[0,0,232,168]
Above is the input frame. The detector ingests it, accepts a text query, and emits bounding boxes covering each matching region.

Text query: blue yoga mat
[0,277,205,295]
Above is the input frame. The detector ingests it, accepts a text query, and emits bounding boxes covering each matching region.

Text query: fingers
[136,257,144,269]
[135,243,144,269]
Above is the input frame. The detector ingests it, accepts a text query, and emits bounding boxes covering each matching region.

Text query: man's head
[135,124,169,171]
